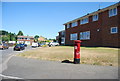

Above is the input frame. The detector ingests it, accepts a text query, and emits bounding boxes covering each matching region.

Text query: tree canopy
[34,35,39,39]
[17,30,24,36]
[0,30,17,41]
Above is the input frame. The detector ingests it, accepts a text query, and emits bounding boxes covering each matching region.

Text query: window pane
[72,22,77,27]
[109,8,117,17]
[70,33,77,40]
[80,31,90,40]
[80,18,88,24]
[67,24,70,28]
[111,27,118,33]
[112,28,117,32]
[113,8,117,15]
[93,14,98,21]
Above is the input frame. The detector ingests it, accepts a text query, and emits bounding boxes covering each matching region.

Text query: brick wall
[65,5,120,47]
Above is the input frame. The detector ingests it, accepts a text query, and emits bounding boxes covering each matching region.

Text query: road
[1,56,118,79]
[0,46,32,64]
[0,45,33,80]
[0,46,118,80]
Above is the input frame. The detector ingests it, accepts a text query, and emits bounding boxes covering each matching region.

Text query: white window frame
[80,18,89,25]
[111,27,118,34]
[109,7,117,17]
[67,24,70,28]
[92,14,98,21]
[70,33,77,40]
[71,22,77,27]
[80,31,90,40]
[61,37,65,44]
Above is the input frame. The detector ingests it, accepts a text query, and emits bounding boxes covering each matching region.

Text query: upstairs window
[67,24,70,28]
[18,38,21,39]
[61,31,65,37]
[27,38,30,40]
[93,14,98,21]
[70,33,77,40]
[71,22,77,27]
[111,27,118,34]
[80,18,89,25]
[109,8,117,17]
[80,31,90,40]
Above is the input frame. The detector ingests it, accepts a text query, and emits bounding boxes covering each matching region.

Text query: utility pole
[98,2,102,10]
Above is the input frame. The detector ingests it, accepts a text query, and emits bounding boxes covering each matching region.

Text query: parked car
[24,44,27,47]
[21,43,27,47]
[18,43,27,47]
[38,43,41,47]
[48,42,59,46]
[14,44,25,51]
[38,43,46,47]
[32,42,38,48]
[0,43,9,50]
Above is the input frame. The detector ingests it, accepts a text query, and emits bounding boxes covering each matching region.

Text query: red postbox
[74,40,81,64]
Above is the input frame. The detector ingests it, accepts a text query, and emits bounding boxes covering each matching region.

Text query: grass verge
[17,46,118,66]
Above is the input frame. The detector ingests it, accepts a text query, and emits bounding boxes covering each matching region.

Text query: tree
[2,36,10,41]
[34,35,39,39]
[34,35,39,41]
[0,30,17,42]
[53,39,56,42]
[17,30,24,36]
[0,30,8,35]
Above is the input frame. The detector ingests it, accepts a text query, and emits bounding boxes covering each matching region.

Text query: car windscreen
[16,44,21,47]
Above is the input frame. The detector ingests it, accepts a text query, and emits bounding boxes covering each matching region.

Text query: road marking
[0,54,15,73]
[0,74,23,79]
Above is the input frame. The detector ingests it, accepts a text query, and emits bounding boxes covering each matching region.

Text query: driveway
[1,55,118,79]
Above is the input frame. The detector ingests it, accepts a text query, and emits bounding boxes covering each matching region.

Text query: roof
[58,30,65,33]
[63,2,120,25]
[38,37,46,41]
[17,36,34,38]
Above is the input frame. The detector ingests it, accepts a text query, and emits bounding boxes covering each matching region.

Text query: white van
[31,42,38,48]
[48,42,59,46]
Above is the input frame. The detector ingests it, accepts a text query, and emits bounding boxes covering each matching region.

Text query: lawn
[17,46,119,66]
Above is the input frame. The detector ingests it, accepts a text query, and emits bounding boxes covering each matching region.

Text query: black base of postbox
[74,58,80,64]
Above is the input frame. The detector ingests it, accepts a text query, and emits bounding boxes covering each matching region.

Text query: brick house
[63,2,120,47]
[38,36,46,42]
[17,36,34,45]
[56,30,65,45]
[56,36,59,43]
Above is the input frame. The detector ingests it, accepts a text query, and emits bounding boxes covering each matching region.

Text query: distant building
[56,36,59,43]
[8,41,16,44]
[63,3,120,47]
[17,36,34,45]
[56,30,65,45]
[38,36,46,41]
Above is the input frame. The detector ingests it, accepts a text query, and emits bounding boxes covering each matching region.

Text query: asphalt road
[0,46,118,80]
[1,56,118,79]
[0,46,32,64]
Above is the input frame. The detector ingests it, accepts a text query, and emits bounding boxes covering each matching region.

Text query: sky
[2,2,117,39]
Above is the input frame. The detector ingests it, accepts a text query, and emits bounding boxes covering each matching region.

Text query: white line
[0,74,23,79]
[0,54,15,73]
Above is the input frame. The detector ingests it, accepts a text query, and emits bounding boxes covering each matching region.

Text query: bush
[42,45,48,47]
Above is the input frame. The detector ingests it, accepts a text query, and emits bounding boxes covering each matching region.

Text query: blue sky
[2,2,116,39]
